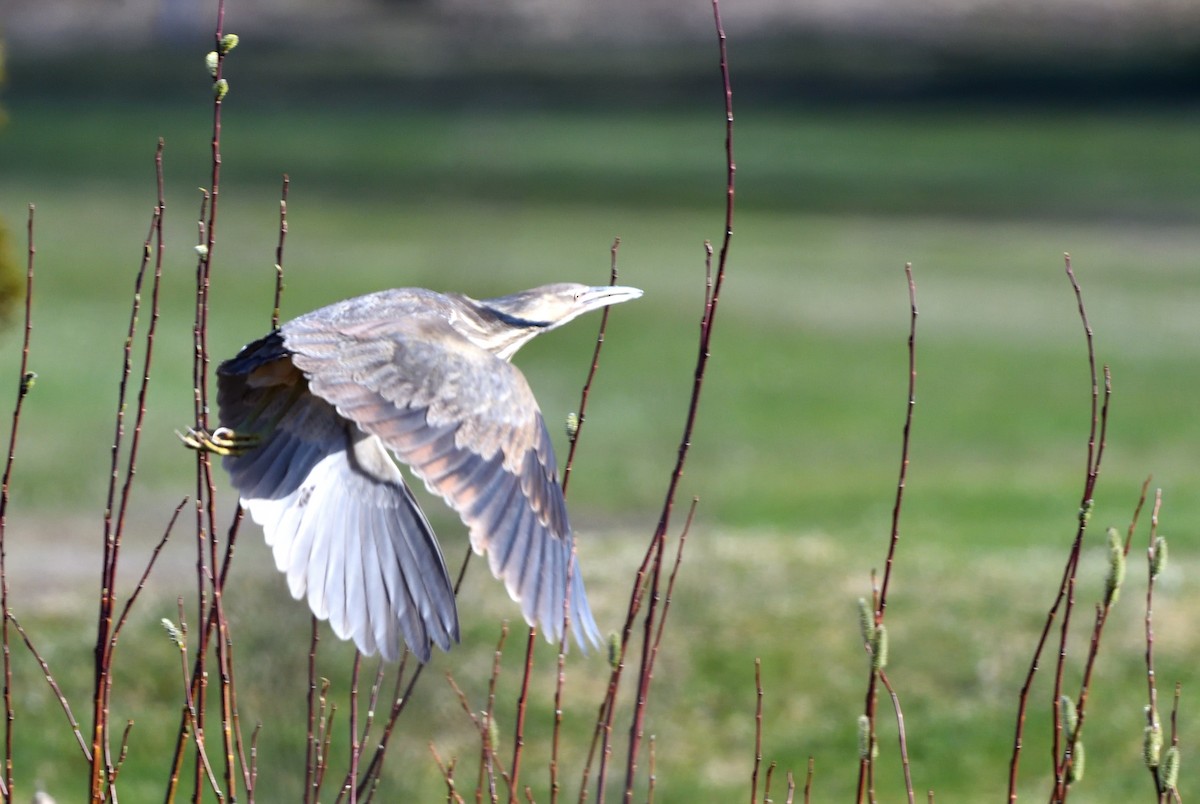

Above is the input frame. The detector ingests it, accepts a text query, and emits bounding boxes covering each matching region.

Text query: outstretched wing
[282,299,602,650]
[216,332,459,662]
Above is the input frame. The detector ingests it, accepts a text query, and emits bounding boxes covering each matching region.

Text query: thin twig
[857,264,919,804]
[561,238,622,496]
[431,743,467,804]
[273,175,289,330]
[306,616,321,803]
[509,627,538,800]
[1008,256,1110,803]
[483,625,509,802]
[9,612,89,761]
[610,7,736,799]
[751,658,764,803]
[880,671,916,804]
[0,204,39,798]
[112,497,187,641]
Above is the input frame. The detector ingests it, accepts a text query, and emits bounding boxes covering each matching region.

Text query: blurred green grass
[1,85,1199,800]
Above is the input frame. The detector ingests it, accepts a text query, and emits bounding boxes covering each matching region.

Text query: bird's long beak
[576,285,644,312]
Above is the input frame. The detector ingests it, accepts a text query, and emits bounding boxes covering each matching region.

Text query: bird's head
[483,283,643,333]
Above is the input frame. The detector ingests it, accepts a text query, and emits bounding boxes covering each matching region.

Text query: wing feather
[216,335,459,661]
[282,300,602,649]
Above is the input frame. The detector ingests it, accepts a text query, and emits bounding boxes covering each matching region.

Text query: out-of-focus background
[1,0,1199,800]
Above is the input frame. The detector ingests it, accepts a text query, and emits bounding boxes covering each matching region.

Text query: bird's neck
[448,301,543,361]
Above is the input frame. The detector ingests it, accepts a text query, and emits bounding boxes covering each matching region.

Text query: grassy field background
[1,41,1199,801]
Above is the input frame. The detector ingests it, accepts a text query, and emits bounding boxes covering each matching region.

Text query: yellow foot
[178,426,260,456]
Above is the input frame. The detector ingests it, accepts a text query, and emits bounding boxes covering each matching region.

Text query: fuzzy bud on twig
[205,51,219,77]
[1079,498,1094,525]
[856,715,873,760]
[1151,536,1168,579]
[1067,740,1085,784]
[221,33,240,54]
[1104,527,1125,606]
[870,623,888,672]
[1060,695,1078,738]
[161,618,185,649]
[484,712,500,750]
[857,597,875,645]
[1159,745,1180,791]
[565,411,580,441]
[213,79,229,100]
[1143,721,1163,769]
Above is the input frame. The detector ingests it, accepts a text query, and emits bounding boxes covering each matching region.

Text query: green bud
[1104,527,1125,606]
[214,78,229,100]
[484,711,500,750]
[1151,536,1168,579]
[565,411,580,441]
[19,371,36,396]
[161,618,184,649]
[1067,740,1085,784]
[870,623,888,672]
[857,598,875,645]
[1079,498,1094,524]
[205,51,219,77]
[1060,695,1078,738]
[856,715,872,760]
[1143,722,1163,769]
[607,632,620,669]
[221,33,240,54]
[1159,745,1179,790]
[194,244,209,259]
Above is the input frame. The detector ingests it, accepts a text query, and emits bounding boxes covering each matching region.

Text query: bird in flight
[184,283,642,662]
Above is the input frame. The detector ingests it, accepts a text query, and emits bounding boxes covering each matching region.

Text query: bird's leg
[179,379,308,455]
[178,426,261,455]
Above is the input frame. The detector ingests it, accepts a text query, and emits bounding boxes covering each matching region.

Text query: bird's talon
[178,426,260,455]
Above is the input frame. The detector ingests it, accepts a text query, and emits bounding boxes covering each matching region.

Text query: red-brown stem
[612,6,736,796]
[561,239,621,496]
[189,5,232,794]
[647,736,657,803]
[1008,257,1109,803]
[1056,485,1150,798]
[546,246,625,793]
[1143,489,1166,799]
[348,652,362,804]
[483,625,509,801]
[224,628,253,801]
[509,627,538,800]
[9,613,89,761]
[430,743,467,804]
[356,655,418,798]
[880,671,916,804]
[356,539,474,798]
[444,670,508,803]
[90,141,166,801]
[336,662,386,804]
[554,241,624,801]
[0,204,38,799]
[113,498,187,640]
[273,175,290,330]
[305,616,321,803]
[876,264,917,623]
[751,658,764,803]
[856,265,918,804]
